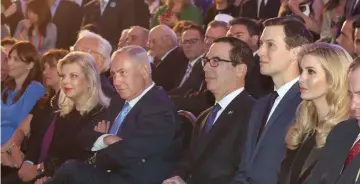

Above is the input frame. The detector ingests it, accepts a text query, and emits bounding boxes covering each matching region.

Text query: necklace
[50,95,56,107]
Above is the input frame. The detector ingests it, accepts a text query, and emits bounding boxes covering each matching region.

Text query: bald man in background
[126,26,149,49]
[149,25,188,91]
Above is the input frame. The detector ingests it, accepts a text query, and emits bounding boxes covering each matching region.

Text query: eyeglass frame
[202,56,239,67]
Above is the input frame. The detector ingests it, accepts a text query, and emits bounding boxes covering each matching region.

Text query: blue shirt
[1,81,45,145]
[50,0,62,16]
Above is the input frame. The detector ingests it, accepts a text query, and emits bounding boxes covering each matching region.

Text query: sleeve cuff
[23,160,34,165]
[91,134,112,151]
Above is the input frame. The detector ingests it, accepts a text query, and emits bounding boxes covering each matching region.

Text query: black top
[24,97,107,176]
[204,5,239,26]
[279,134,322,183]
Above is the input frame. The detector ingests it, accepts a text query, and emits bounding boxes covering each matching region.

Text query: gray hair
[151,25,178,47]
[77,30,112,71]
[111,45,152,74]
[57,52,110,116]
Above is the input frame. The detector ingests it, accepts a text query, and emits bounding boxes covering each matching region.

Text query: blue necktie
[203,104,221,133]
[109,102,131,135]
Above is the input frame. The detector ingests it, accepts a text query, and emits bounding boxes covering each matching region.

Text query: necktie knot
[203,103,222,133]
[270,91,279,102]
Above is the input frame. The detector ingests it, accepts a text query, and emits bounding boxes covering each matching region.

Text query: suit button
[141,158,146,163]
[107,170,111,173]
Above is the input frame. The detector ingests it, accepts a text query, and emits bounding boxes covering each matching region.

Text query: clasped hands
[94,120,122,145]
[1,142,24,168]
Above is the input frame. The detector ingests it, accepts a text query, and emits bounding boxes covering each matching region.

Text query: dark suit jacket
[232,82,302,183]
[1,1,24,36]
[52,0,83,50]
[100,73,117,98]
[152,47,189,91]
[174,90,255,183]
[82,0,150,50]
[306,119,360,184]
[239,0,281,20]
[80,86,183,183]
[345,0,360,18]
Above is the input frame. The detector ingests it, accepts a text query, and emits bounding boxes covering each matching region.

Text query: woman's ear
[27,62,34,70]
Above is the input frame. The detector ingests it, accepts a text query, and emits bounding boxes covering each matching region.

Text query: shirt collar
[127,82,155,108]
[160,47,177,61]
[253,50,258,56]
[217,87,244,110]
[189,53,204,67]
[275,77,299,99]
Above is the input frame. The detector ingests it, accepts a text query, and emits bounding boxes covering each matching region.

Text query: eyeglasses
[69,46,105,59]
[202,56,235,67]
[181,38,200,45]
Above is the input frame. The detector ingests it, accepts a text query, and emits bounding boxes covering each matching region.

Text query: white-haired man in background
[71,30,117,98]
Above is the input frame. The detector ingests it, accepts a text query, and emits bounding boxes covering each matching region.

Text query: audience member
[353,16,360,57]
[345,0,360,18]
[239,0,281,22]
[204,20,229,52]
[1,41,45,146]
[13,0,57,53]
[149,25,189,91]
[228,17,273,98]
[336,17,356,57]
[306,57,360,183]
[0,49,68,181]
[152,0,203,27]
[320,0,346,40]
[164,37,255,183]
[1,47,9,88]
[172,20,197,44]
[47,46,182,184]
[82,0,150,50]
[232,17,313,183]
[1,37,17,55]
[71,30,117,98]
[1,2,25,36]
[117,29,129,50]
[204,0,239,27]
[125,26,149,49]
[278,43,351,183]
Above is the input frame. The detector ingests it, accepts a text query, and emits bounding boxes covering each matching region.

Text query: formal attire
[47,85,182,183]
[278,134,322,183]
[152,47,189,91]
[306,119,360,183]
[13,21,57,53]
[232,78,302,183]
[82,0,150,50]
[1,82,45,145]
[1,0,25,36]
[52,0,83,50]
[345,0,360,18]
[239,0,281,20]
[172,88,255,183]
[151,4,203,28]
[204,5,239,27]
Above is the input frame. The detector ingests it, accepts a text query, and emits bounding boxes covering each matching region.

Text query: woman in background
[14,0,57,53]
[320,0,346,41]
[278,43,351,183]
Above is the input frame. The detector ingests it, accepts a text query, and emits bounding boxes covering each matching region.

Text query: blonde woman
[278,42,351,183]
[3,52,110,183]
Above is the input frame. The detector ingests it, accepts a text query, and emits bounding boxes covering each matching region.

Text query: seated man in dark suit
[46,46,182,184]
[125,26,149,49]
[231,17,313,183]
[163,37,255,184]
[169,20,228,116]
[306,58,360,184]
[227,17,273,98]
[71,30,117,98]
[149,25,189,91]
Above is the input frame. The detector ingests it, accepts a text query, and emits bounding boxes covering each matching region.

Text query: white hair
[151,25,178,47]
[112,45,152,74]
[77,30,112,71]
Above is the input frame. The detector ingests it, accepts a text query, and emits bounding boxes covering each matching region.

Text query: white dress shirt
[266,77,299,125]
[91,83,155,151]
[100,0,109,15]
[214,87,244,123]
[160,47,177,61]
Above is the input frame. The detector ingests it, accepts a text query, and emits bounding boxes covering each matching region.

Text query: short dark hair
[352,15,360,39]
[172,20,197,35]
[81,24,100,34]
[263,17,313,49]
[213,36,254,71]
[183,24,205,39]
[349,57,360,74]
[229,17,262,36]
[207,20,229,30]
[1,37,17,46]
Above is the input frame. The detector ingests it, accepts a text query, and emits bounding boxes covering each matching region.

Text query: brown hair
[349,57,360,73]
[173,20,197,35]
[27,0,52,37]
[2,41,42,104]
[1,37,17,47]
[263,17,313,49]
[183,24,205,39]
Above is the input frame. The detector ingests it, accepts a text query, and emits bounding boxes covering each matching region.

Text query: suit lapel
[193,91,248,161]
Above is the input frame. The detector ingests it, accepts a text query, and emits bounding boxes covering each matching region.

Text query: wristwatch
[36,164,45,176]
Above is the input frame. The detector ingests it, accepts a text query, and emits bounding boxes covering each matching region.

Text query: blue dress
[1,81,45,145]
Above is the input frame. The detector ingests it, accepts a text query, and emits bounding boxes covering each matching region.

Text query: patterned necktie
[202,104,222,133]
[344,139,360,168]
[179,63,192,87]
[109,102,131,135]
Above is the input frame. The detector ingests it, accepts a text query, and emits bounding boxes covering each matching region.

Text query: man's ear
[235,63,247,78]
[251,35,259,47]
[290,46,302,62]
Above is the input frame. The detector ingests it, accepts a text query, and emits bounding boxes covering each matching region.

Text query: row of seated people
[1,17,360,184]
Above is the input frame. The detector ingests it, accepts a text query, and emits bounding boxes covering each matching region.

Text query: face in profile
[74,38,104,73]
[1,49,8,81]
[299,55,329,101]
[258,26,296,77]
[349,67,360,120]
[59,63,90,100]
[43,60,60,89]
[27,10,39,24]
[7,50,33,79]
[111,53,147,101]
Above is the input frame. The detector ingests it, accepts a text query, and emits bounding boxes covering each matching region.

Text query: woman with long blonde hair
[278,42,351,183]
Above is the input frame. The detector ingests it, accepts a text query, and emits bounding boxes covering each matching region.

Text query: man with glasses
[71,30,117,98]
[163,37,255,184]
